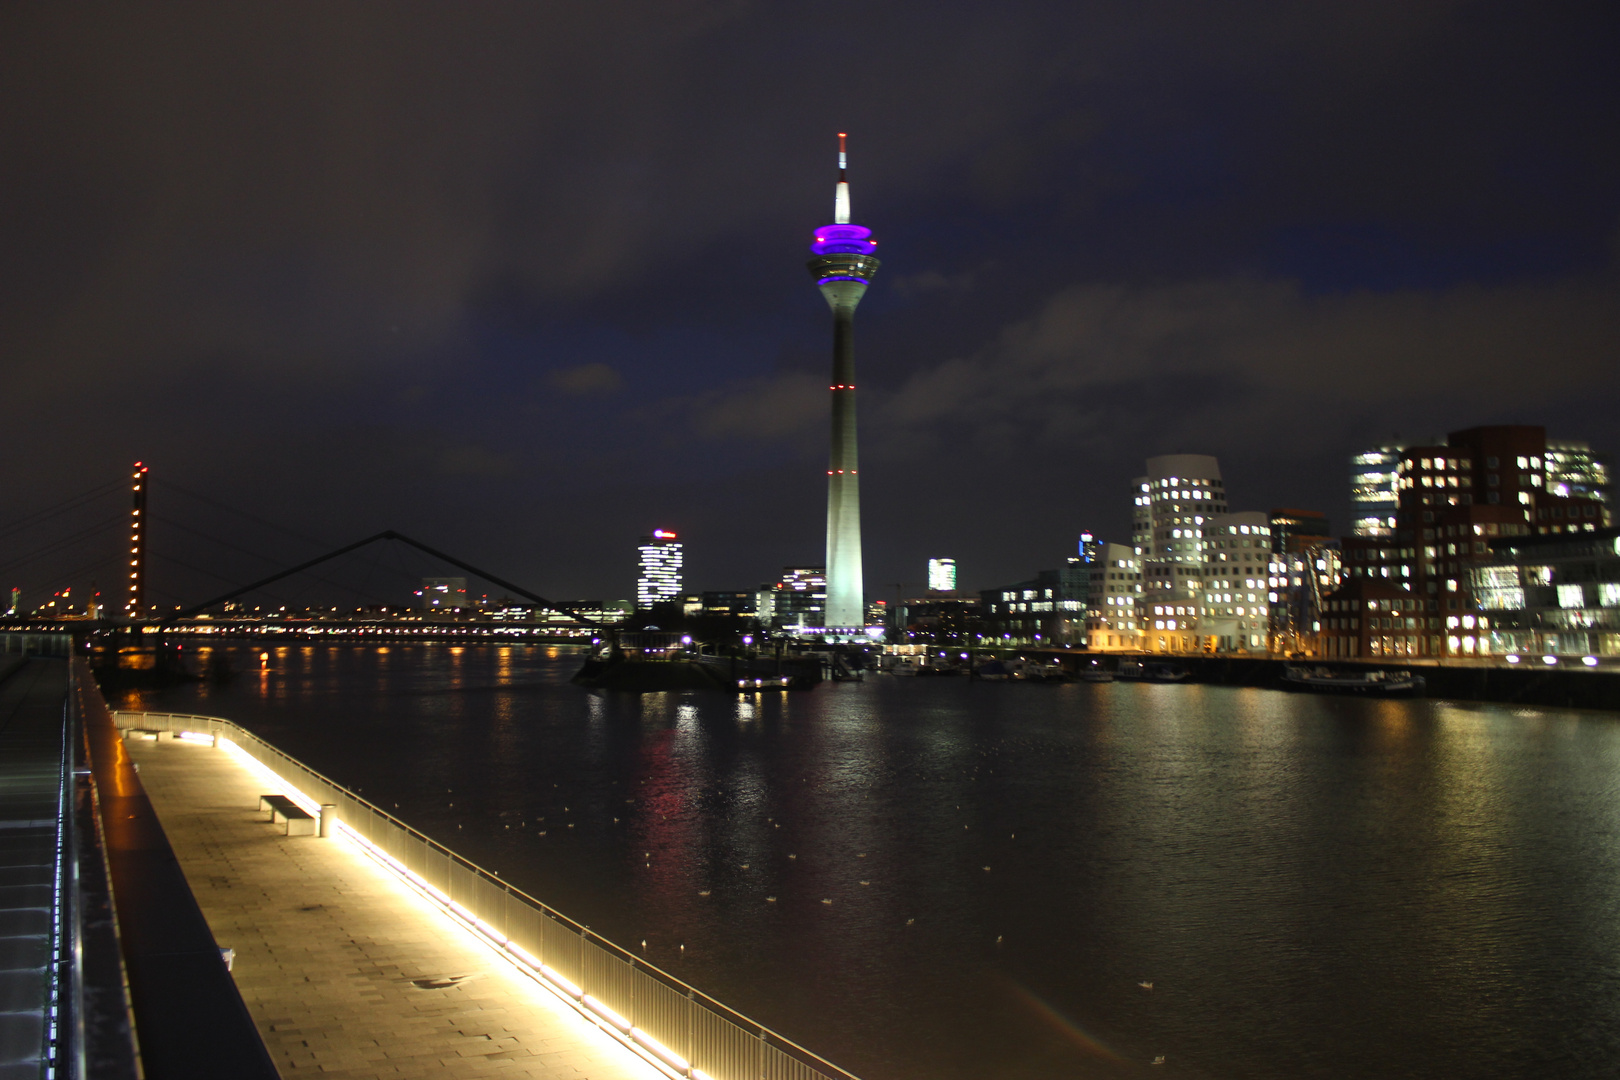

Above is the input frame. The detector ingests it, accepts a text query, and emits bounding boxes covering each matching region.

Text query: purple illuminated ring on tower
[811,223,877,256]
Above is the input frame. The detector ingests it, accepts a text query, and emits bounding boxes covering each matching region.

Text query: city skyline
[4,417,1610,625]
[2,5,1618,606]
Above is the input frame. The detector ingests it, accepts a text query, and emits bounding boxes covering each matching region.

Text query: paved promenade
[125,733,654,1080]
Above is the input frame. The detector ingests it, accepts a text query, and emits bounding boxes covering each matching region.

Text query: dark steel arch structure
[167,530,596,627]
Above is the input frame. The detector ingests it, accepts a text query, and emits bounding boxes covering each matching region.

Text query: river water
[113,644,1620,1079]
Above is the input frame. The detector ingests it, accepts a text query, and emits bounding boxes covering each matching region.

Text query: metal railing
[113,710,860,1080]
[0,631,74,656]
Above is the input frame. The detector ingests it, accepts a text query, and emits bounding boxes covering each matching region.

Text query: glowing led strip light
[212,732,697,1080]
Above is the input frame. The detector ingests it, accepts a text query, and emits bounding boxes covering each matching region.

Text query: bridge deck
[125,733,655,1080]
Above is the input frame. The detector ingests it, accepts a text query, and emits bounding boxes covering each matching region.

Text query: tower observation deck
[808,134,880,633]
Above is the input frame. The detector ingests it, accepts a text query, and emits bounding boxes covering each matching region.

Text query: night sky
[4,2,1618,608]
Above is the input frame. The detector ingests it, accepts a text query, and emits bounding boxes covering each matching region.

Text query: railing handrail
[113,709,860,1080]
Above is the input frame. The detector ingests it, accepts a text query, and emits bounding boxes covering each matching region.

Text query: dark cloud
[2,1,1617,603]
[549,363,625,397]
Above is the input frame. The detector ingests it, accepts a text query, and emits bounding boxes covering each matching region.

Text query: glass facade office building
[635,530,684,610]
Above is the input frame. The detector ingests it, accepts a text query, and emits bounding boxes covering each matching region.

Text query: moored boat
[1019,660,1072,683]
[1079,662,1115,683]
[975,659,1014,681]
[1142,662,1190,683]
[1280,666,1426,697]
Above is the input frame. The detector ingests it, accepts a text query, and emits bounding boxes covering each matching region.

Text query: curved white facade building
[1139,455,1227,652]
[1197,512,1272,651]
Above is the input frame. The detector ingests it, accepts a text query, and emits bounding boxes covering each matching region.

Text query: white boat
[1016,661,1071,682]
[1080,662,1114,683]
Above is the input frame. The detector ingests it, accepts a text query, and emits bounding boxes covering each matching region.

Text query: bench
[258,794,316,836]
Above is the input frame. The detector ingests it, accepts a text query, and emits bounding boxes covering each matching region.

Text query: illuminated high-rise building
[1544,440,1610,503]
[1085,542,1142,650]
[636,530,683,610]
[1336,425,1611,660]
[1197,512,1272,652]
[1078,531,1103,565]
[808,134,880,633]
[771,566,827,633]
[1138,454,1228,652]
[1350,444,1406,536]
[927,558,957,592]
[125,462,148,618]
[1267,509,1335,655]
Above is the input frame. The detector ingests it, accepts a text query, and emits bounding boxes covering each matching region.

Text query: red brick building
[1319,578,1422,659]
[1333,425,1610,658]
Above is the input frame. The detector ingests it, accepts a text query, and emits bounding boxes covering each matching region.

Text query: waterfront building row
[975,423,1616,661]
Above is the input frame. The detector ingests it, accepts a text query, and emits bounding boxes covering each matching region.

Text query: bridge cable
[150,513,364,599]
[165,531,594,626]
[0,478,124,544]
[153,479,335,552]
[0,512,124,577]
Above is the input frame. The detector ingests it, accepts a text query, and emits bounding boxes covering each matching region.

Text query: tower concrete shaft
[807,135,879,632]
[821,279,866,629]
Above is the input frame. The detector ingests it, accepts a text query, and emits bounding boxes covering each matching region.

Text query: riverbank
[1068,653,1620,710]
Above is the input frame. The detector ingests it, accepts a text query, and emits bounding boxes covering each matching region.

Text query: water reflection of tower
[808,134,880,634]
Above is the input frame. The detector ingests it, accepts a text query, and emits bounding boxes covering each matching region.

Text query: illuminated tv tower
[807,133,880,633]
